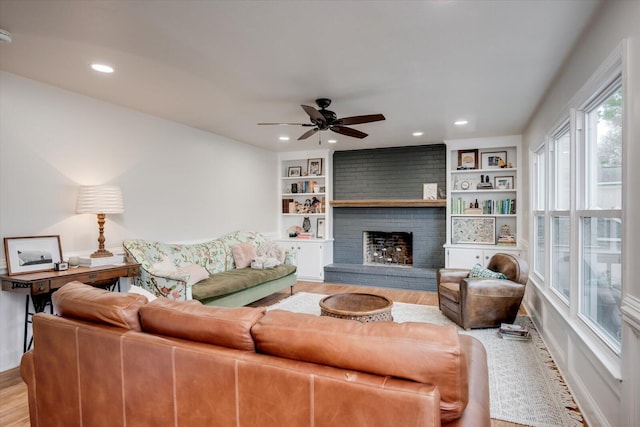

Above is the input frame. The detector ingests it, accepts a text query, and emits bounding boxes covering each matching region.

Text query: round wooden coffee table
[319,293,394,322]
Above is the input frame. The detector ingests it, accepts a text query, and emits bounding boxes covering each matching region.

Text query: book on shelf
[296,232,314,239]
[497,236,517,245]
[78,254,125,267]
[450,197,516,215]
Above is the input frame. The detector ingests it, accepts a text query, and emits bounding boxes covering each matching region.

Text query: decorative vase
[302,217,311,232]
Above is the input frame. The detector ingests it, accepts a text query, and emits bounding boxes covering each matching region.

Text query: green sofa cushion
[191,264,297,301]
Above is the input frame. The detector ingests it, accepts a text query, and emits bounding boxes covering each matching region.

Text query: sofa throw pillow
[177,263,210,286]
[150,258,177,275]
[469,263,507,279]
[256,240,286,264]
[128,285,158,302]
[231,242,256,269]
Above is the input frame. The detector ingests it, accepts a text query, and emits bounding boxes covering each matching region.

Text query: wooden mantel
[330,199,447,208]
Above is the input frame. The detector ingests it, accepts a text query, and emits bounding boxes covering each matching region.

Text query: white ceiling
[0,0,602,152]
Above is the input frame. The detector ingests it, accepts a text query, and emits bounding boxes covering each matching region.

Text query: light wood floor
[0,282,532,427]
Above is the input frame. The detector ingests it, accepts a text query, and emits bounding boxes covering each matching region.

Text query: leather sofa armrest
[438,268,470,285]
[20,351,39,427]
[461,278,525,297]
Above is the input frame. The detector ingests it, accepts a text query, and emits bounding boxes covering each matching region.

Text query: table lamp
[76,185,124,258]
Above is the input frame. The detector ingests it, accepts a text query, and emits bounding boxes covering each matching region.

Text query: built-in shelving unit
[443,135,523,269]
[277,150,333,281]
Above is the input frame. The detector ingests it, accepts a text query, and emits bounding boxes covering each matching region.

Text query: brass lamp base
[90,213,115,258]
[90,248,115,258]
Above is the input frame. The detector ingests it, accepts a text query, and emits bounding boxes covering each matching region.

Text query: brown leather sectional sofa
[21,282,490,426]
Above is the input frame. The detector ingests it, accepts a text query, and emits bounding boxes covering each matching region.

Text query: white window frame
[549,120,572,305]
[576,77,623,353]
[531,143,547,281]
[530,41,626,360]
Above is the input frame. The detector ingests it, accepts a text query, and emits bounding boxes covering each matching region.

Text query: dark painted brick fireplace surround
[325,144,446,291]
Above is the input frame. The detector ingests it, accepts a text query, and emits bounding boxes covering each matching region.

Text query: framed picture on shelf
[494,176,514,189]
[423,183,438,200]
[457,149,478,169]
[4,235,63,275]
[317,218,325,239]
[451,217,496,245]
[287,166,302,177]
[307,158,322,176]
[481,151,507,169]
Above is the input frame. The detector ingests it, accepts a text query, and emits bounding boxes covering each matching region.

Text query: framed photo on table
[4,235,63,275]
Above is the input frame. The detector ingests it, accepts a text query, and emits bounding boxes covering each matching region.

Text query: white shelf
[282,213,326,217]
[451,189,516,194]
[451,168,518,174]
[282,192,326,197]
[282,175,326,180]
[451,214,517,217]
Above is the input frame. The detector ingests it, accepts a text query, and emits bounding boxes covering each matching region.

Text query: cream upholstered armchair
[437,253,529,330]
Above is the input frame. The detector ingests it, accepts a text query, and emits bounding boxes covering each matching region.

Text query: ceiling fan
[258,98,385,141]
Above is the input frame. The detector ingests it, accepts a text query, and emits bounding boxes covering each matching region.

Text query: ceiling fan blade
[301,105,327,125]
[331,126,368,139]
[257,122,312,126]
[298,128,319,140]
[338,114,386,125]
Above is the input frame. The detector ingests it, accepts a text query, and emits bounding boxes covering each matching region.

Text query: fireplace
[363,231,413,267]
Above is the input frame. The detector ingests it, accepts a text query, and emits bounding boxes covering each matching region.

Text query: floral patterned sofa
[123,231,297,307]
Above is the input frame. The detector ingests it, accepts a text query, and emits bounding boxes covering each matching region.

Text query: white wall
[0,71,277,371]
[521,2,640,426]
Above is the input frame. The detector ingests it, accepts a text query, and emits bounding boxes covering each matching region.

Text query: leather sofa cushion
[52,281,147,331]
[139,298,265,351]
[252,310,469,422]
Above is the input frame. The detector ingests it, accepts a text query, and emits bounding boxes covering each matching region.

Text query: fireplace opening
[363,231,413,267]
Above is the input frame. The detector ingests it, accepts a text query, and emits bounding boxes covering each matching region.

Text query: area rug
[268,292,584,427]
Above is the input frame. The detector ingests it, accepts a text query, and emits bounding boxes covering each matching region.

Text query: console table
[1,262,140,352]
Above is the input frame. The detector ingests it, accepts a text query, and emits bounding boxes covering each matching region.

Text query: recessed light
[412,132,424,137]
[327,139,337,144]
[91,63,114,73]
[454,120,468,126]
[279,136,290,141]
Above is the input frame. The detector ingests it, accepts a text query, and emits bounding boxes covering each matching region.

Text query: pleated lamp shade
[76,185,124,214]
[76,185,124,257]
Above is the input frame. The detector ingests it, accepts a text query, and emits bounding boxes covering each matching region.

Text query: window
[578,80,623,350]
[550,124,571,301]
[532,145,546,278]
[584,83,622,210]
[581,217,622,347]
[551,216,570,301]
[531,45,624,354]
[553,126,571,211]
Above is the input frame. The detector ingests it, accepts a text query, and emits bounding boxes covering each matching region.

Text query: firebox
[363,231,413,267]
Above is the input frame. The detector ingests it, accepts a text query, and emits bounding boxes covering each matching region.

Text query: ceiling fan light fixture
[412,131,424,136]
[91,63,114,73]
[454,120,469,126]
